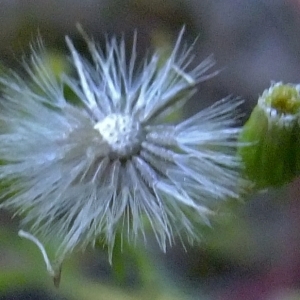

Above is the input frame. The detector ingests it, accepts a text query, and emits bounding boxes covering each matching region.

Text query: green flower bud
[239,82,300,189]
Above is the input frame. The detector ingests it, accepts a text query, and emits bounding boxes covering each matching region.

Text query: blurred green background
[1,1,300,299]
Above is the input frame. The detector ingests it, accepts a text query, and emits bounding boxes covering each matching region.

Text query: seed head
[0,29,244,268]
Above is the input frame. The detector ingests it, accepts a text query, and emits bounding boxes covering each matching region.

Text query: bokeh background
[1,1,300,299]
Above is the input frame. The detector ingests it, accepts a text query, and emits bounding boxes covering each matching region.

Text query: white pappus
[0,28,244,280]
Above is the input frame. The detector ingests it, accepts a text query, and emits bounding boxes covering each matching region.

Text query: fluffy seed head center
[94,113,143,159]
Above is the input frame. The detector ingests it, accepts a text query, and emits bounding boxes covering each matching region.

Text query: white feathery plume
[0,28,244,279]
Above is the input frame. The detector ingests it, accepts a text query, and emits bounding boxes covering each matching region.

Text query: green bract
[239,82,300,189]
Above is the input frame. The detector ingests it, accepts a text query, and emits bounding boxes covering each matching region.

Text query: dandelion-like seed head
[0,28,244,268]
